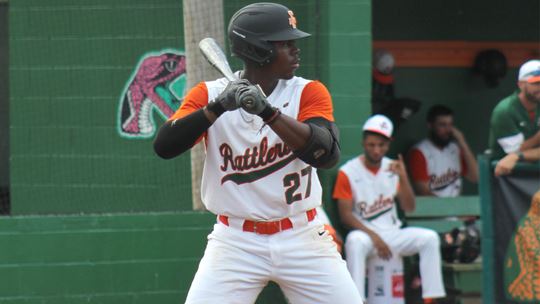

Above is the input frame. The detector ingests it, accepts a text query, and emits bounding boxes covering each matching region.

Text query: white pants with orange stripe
[345,227,446,300]
[185,218,364,304]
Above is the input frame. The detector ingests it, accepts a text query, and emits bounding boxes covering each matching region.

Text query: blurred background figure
[488,59,540,160]
[407,105,478,197]
[372,49,421,131]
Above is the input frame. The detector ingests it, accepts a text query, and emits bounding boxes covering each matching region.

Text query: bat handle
[240,84,265,107]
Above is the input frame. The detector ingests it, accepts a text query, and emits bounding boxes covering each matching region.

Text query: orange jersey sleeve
[408,148,429,181]
[297,81,334,122]
[167,82,209,145]
[332,170,353,200]
[168,82,209,121]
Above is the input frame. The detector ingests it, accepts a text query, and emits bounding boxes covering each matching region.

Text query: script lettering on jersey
[429,168,459,191]
[357,194,394,220]
[220,137,295,185]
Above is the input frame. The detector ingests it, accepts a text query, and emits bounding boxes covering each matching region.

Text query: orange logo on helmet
[288,10,297,28]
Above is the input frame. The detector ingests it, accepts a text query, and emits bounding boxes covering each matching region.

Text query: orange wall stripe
[372,41,540,68]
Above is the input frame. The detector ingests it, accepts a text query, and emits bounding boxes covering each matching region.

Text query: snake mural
[118,49,186,139]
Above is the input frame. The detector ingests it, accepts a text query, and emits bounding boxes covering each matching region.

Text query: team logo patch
[117,49,186,139]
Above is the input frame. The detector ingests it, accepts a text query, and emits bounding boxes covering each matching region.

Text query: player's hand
[236,84,269,115]
[451,127,466,145]
[369,232,392,260]
[494,152,519,176]
[213,79,251,111]
[388,154,407,178]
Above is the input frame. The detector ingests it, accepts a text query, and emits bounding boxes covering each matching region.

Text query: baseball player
[333,114,446,303]
[153,3,363,304]
[407,105,478,197]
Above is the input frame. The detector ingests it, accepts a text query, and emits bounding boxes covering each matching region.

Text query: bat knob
[244,99,253,105]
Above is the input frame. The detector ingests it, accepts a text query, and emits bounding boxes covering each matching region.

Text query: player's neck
[241,69,279,96]
[361,155,382,171]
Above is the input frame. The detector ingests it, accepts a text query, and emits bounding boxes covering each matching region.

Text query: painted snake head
[119,51,187,138]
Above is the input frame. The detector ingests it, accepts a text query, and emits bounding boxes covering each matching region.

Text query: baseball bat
[199,37,267,108]
[198,37,238,82]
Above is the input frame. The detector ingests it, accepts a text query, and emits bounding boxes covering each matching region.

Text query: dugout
[0,0,539,303]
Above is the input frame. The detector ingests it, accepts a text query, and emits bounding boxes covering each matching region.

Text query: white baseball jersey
[171,73,331,220]
[338,156,401,231]
[178,75,365,304]
[409,139,463,197]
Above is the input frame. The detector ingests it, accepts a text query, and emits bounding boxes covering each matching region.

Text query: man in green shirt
[489,60,540,159]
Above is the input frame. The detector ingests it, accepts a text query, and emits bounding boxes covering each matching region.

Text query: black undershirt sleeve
[153,108,212,159]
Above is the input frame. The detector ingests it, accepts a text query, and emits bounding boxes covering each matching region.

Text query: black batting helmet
[228,2,311,66]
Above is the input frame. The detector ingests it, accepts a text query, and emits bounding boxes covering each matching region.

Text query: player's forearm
[153,109,211,159]
[522,147,540,162]
[340,212,375,235]
[412,181,435,196]
[520,131,540,151]
[268,113,311,150]
[271,116,340,169]
[397,176,416,212]
[461,144,479,182]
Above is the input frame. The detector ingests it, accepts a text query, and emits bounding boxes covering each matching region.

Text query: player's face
[270,40,300,79]
[362,133,390,165]
[429,115,453,147]
[519,81,540,104]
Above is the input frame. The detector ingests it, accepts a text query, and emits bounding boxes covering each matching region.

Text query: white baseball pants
[185,218,364,304]
[345,227,446,300]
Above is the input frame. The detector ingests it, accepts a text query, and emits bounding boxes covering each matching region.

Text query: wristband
[264,108,281,125]
[517,152,525,162]
[206,101,226,117]
[258,105,277,121]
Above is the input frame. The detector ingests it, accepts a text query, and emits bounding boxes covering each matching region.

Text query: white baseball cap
[518,59,540,83]
[363,114,393,139]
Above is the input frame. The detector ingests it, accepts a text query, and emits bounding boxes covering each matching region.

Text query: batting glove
[207,79,251,116]
[236,85,271,115]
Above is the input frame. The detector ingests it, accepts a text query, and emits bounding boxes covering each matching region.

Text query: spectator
[408,105,478,197]
[333,114,446,303]
[488,59,540,160]
[494,146,540,176]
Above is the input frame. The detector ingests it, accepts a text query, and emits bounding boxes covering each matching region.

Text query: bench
[403,196,482,302]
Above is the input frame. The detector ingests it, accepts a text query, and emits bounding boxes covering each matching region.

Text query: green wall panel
[0,212,215,303]
[9,1,190,214]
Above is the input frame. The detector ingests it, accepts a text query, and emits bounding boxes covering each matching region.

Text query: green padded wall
[9,0,191,214]
[0,212,214,303]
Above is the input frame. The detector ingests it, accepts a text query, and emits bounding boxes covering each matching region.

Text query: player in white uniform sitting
[333,114,446,303]
[407,105,478,197]
[153,3,363,304]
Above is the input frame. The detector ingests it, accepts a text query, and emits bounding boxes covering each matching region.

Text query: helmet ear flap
[238,43,276,66]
